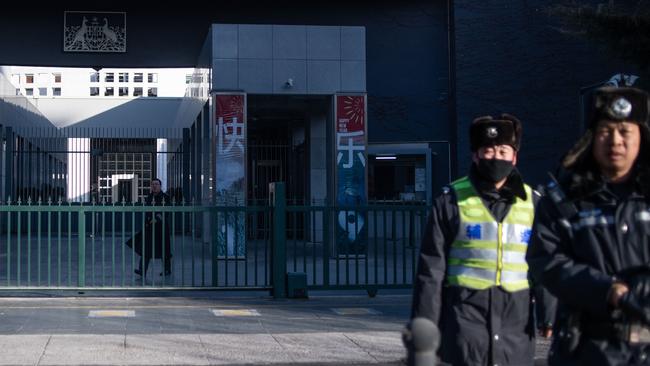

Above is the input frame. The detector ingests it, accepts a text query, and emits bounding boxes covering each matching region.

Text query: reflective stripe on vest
[446,176,534,292]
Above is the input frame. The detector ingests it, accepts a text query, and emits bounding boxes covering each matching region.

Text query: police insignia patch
[607,97,632,120]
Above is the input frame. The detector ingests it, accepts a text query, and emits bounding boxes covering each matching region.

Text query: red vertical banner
[214,93,247,258]
[216,94,245,160]
[334,94,367,255]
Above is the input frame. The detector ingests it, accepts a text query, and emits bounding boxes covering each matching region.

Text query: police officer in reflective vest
[528,87,650,365]
[410,114,554,366]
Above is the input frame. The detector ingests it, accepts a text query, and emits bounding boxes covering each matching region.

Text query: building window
[119,87,129,96]
[25,74,34,83]
[38,87,47,96]
[15,89,20,96]
[25,88,33,96]
[104,87,114,96]
[119,72,129,82]
[38,73,50,83]
[147,73,158,83]
[90,72,100,82]
[98,147,153,203]
[185,74,192,84]
[368,154,427,202]
[54,73,62,83]
[105,73,114,83]
[53,87,61,96]
[90,87,100,96]
[147,87,158,97]
[133,87,143,97]
[134,73,143,82]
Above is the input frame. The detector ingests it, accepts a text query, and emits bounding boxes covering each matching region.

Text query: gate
[0,183,427,293]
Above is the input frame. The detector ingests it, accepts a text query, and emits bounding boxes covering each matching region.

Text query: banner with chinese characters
[335,94,368,255]
[214,93,247,258]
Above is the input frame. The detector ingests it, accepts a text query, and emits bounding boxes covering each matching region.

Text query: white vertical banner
[214,93,247,258]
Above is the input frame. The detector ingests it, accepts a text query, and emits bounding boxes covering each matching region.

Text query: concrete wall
[212,24,366,94]
[32,97,186,136]
[0,73,54,129]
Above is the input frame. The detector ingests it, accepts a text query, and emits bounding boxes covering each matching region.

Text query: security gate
[0,191,426,293]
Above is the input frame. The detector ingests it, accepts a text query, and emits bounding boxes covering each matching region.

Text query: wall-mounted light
[375,155,397,160]
[285,78,294,88]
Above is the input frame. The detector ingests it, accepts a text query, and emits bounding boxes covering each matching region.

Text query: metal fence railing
[0,200,272,290]
[0,183,430,295]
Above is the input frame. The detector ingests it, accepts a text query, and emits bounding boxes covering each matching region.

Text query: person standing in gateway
[131,178,172,277]
[410,114,554,365]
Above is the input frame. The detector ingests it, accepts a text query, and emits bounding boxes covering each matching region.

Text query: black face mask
[476,158,514,182]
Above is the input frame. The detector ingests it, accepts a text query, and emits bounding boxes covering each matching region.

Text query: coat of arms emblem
[64,11,126,52]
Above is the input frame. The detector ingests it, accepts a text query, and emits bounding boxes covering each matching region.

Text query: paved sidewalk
[0,292,410,365]
[0,292,550,365]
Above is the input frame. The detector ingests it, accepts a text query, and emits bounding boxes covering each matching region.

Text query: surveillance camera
[285,78,294,88]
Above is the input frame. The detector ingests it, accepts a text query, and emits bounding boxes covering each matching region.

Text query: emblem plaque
[64,11,126,53]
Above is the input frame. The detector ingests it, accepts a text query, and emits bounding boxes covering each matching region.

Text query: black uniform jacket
[527,165,650,365]
[126,192,172,259]
[411,166,554,366]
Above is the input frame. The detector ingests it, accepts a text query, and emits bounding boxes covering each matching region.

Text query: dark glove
[619,266,650,298]
[619,291,650,325]
[619,267,650,324]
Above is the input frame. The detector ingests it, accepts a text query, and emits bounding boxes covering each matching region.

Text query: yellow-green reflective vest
[446,176,534,292]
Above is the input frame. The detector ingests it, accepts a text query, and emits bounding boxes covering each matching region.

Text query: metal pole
[271,182,286,299]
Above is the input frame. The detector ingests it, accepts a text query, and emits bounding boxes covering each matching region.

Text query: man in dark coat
[130,178,172,277]
[527,86,650,365]
[410,114,555,366]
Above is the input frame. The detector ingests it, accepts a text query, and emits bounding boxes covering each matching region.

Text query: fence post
[78,210,86,287]
[211,207,218,287]
[270,182,286,299]
[4,127,14,201]
[323,200,330,287]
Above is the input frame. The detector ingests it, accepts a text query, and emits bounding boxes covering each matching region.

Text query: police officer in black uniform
[527,86,650,365]
[410,114,555,366]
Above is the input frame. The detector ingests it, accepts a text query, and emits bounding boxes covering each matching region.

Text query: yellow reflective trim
[447,258,497,269]
[447,276,494,290]
[503,243,528,253]
[463,207,487,218]
[502,280,530,292]
[496,222,503,286]
[511,211,533,223]
[451,240,498,250]
[502,262,529,272]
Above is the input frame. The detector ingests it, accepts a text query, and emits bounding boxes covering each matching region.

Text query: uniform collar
[560,164,649,202]
[469,164,527,201]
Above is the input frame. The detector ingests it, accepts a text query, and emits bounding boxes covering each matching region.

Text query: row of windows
[89,87,158,97]
[18,87,61,97]
[90,72,158,83]
[12,73,62,84]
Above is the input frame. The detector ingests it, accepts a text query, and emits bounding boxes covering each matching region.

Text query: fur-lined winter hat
[470,113,522,152]
[562,86,650,169]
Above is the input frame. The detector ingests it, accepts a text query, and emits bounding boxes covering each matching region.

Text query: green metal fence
[0,199,273,290]
[0,187,429,294]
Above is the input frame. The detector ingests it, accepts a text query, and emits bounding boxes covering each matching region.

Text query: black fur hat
[470,113,522,152]
[562,86,650,169]
[589,86,649,127]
